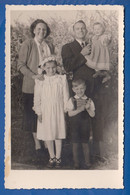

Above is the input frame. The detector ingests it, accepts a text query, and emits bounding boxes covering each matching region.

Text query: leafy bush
[11,10,118,114]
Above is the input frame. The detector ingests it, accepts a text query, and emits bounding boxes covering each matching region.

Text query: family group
[17,18,111,169]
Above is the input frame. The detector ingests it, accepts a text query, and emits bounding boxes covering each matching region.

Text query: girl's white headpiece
[40,55,57,67]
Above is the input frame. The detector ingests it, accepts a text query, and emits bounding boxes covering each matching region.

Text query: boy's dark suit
[61,39,95,97]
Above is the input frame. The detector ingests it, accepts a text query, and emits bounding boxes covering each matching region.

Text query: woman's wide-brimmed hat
[39,55,57,67]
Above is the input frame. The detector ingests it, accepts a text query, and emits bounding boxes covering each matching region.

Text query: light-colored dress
[33,74,69,141]
[85,34,111,71]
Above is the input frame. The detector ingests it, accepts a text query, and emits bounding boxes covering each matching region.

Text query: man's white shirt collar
[76,39,86,46]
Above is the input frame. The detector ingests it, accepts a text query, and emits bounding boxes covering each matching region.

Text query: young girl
[67,78,95,169]
[33,55,69,168]
[85,22,111,81]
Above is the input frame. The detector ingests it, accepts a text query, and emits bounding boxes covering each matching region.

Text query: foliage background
[11,10,118,111]
[11,10,118,168]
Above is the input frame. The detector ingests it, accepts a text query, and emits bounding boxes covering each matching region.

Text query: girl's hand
[32,74,44,81]
[38,115,42,123]
[101,34,111,46]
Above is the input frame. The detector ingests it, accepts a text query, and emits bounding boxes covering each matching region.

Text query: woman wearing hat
[17,19,54,163]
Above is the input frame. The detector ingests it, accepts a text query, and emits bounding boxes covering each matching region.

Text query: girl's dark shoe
[55,158,62,169]
[47,157,56,168]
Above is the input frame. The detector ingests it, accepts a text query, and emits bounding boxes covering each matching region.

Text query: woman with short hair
[17,19,54,163]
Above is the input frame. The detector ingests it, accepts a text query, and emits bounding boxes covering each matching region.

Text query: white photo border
[5,5,124,189]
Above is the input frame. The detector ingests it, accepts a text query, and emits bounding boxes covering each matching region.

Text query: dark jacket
[61,39,95,96]
[17,39,54,93]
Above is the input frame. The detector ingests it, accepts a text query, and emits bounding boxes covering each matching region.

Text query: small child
[85,22,111,82]
[67,79,95,169]
[33,55,69,168]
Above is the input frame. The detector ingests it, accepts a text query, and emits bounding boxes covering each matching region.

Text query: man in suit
[61,20,102,165]
[61,20,95,97]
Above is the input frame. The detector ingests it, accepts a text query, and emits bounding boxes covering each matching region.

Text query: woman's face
[33,23,47,43]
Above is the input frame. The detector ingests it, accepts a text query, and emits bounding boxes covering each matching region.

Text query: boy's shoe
[83,163,92,170]
[47,157,56,168]
[55,158,62,169]
[73,163,80,170]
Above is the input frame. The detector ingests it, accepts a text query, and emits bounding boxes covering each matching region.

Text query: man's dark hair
[73,20,86,30]
[30,19,51,38]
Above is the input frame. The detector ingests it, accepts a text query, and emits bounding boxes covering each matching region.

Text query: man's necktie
[81,42,85,48]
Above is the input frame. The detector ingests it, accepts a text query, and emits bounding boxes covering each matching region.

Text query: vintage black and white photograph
[5,5,123,189]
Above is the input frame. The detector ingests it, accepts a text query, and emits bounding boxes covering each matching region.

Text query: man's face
[73,22,87,40]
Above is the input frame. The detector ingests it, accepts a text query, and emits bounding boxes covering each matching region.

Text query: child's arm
[63,75,70,112]
[38,115,42,123]
[33,80,42,120]
[101,34,111,46]
[66,97,85,116]
[85,99,95,117]
[68,105,85,117]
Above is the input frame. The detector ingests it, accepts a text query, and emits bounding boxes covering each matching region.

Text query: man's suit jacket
[61,39,95,96]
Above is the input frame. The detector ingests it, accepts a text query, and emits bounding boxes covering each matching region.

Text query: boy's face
[72,83,86,98]
[43,61,57,76]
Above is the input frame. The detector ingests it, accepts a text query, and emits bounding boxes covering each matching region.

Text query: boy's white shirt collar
[74,94,88,100]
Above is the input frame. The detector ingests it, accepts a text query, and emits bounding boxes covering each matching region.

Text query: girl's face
[94,24,104,36]
[44,61,57,76]
[33,23,47,43]
[72,83,86,98]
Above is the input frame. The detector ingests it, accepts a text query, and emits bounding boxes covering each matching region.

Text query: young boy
[67,78,95,169]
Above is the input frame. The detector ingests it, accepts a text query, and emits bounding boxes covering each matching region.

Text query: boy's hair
[72,78,86,88]
[93,22,105,33]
